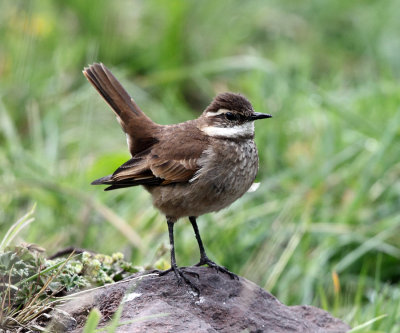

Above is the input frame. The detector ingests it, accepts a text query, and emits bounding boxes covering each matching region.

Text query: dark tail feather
[91,175,113,185]
[92,174,163,190]
[82,63,144,122]
[103,177,163,191]
[104,184,136,191]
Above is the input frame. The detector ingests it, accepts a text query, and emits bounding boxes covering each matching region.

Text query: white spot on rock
[122,292,142,303]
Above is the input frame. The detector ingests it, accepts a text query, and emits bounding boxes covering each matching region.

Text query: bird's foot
[195,256,238,280]
[157,266,200,295]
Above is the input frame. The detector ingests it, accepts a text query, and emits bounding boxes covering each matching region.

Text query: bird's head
[199,92,271,139]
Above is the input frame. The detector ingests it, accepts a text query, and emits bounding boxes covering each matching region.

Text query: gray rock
[46,308,77,332]
[57,267,350,332]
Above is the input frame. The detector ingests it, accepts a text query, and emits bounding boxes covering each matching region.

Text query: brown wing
[92,122,210,190]
[150,157,199,185]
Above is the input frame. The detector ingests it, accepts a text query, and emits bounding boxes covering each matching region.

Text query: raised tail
[83,63,150,124]
[83,63,159,155]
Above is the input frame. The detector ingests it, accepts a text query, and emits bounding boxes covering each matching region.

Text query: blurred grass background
[1,0,400,330]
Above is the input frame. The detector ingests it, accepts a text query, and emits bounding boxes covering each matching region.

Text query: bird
[83,63,271,293]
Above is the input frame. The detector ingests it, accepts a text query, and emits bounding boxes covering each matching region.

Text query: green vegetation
[1,0,400,331]
[0,210,141,331]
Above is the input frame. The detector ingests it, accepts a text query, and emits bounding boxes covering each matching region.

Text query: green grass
[1,0,400,331]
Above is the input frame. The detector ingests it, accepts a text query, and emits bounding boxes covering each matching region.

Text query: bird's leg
[189,216,238,280]
[157,219,200,294]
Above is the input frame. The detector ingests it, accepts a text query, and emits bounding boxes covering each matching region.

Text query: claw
[179,267,200,278]
[157,266,200,295]
[196,257,238,280]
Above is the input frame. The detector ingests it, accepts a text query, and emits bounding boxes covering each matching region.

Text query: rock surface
[56,267,350,332]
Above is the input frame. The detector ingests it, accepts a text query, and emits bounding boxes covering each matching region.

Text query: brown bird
[83,63,271,292]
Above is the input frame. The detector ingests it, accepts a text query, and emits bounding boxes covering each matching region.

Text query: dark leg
[189,216,238,280]
[158,219,200,294]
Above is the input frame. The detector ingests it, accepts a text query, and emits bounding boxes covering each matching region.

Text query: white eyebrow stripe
[205,108,231,117]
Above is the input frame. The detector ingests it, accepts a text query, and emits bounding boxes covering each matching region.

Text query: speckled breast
[146,139,259,220]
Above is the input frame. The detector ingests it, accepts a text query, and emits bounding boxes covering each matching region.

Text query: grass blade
[0,204,36,251]
[83,308,102,333]
[347,314,388,332]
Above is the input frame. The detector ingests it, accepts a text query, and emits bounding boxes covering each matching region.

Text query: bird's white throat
[201,121,255,138]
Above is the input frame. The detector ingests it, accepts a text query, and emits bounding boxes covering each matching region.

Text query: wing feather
[150,159,198,184]
[91,122,210,190]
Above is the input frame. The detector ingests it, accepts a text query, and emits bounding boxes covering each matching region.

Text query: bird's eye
[225,112,236,121]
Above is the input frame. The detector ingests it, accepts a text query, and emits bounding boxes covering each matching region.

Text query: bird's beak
[250,112,272,121]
